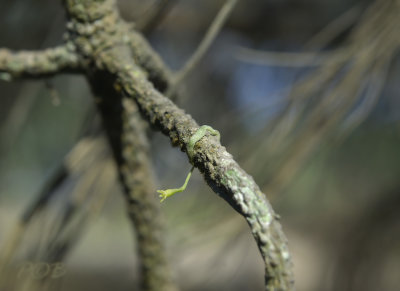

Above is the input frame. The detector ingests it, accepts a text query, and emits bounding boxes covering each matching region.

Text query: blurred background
[0,0,399,290]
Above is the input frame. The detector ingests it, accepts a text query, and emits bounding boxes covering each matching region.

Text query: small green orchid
[157,125,220,202]
[157,166,194,202]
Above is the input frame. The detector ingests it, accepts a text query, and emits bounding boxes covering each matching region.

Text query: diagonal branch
[95,48,294,290]
[0,45,81,81]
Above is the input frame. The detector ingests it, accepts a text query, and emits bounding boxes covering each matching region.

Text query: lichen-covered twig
[0,45,80,80]
[62,0,294,288]
[116,61,294,290]
[86,39,294,287]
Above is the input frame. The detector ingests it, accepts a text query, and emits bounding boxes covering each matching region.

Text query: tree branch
[0,45,80,81]
[1,0,295,289]
[86,48,178,290]
[93,47,294,290]
[116,98,179,291]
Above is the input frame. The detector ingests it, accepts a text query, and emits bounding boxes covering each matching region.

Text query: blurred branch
[136,0,177,34]
[304,4,362,50]
[170,0,238,91]
[234,4,362,67]
[0,135,103,245]
[0,46,80,81]
[0,135,111,289]
[340,50,392,136]
[235,46,349,67]
[244,0,399,195]
[117,98,178,291]
[128,29,175,95]
[0,83,40,151]
[92,71,179,290]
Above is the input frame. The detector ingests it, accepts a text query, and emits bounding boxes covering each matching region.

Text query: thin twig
[304,4,362,49]
[137,0,177,34]
[171,0,238,88]
[234,4,362,68]
[235,46,348,67]
[0,46,80,80]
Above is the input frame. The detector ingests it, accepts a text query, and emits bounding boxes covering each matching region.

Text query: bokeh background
[0,0,399,290]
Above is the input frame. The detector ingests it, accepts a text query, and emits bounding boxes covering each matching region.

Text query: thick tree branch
[62,1,179,289]
[119,98,178,291]
[92,47,294,290]
[0,45,81,80]
[91,82,178,291]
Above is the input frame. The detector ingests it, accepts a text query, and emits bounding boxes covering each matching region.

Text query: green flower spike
[157,125,220,202]
[158,166,194,202]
